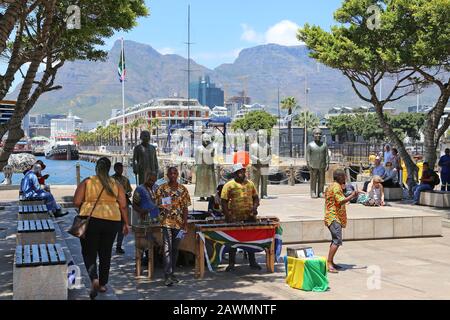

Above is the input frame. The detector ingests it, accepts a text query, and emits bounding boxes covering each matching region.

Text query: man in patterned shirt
[221,163,261,271]
[324,169,358,273]
[155,166,191,286]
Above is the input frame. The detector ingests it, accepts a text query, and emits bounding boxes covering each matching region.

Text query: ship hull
[45,145,79,160]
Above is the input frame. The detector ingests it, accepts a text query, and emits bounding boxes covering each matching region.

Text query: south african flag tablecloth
[198,226,283,271]
[284,256,329,292]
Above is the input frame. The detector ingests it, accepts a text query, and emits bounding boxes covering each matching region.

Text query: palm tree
[281,97,299,157]
[294,110,320,129]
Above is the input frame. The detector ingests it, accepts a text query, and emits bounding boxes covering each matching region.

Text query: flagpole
[121,37,126,155]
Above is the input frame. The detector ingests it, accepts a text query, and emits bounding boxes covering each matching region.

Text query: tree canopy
[231,110,277,133]
[0,0,149,168]
[298,0,449,182]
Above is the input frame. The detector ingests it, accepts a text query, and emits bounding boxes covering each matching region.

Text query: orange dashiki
[324,182,347,227]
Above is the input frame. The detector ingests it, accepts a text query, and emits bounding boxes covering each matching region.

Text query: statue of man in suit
[306,128,329,198]
[132,130,159,185]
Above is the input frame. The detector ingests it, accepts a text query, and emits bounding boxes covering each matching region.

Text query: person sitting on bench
[412,162,436,205]
[20,163,67,217]
[381,161,399,188]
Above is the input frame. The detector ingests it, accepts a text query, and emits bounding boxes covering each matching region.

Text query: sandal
[328,267,339,273]
[99,286,107,293]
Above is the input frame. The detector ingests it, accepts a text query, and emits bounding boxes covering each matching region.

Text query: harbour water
[0,156,136,185]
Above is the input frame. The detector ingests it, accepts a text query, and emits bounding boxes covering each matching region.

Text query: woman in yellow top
[74,157,129,299]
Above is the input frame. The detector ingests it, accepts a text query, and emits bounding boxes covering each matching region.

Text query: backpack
[431,171,440,186]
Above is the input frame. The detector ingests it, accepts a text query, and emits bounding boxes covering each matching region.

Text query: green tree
[298,0,449,183]
[231,110,277,133]
[280,97,299,157]
[0,0,149,169]
[327,115,354,142]
[294,110,320,129]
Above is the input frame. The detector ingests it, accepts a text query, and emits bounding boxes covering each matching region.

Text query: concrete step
[442,219,450,228]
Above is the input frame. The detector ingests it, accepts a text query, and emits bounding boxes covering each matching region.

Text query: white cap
[232,163,245,173]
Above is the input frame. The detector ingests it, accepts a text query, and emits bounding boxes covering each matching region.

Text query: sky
[2,0,344,93]
[111,0,344,69]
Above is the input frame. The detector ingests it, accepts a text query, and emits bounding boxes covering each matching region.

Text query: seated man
[412,162,436,205]
[20,164,67,217]
[221,163,261,271]
[207,183,225,217]
[382,161,399,188]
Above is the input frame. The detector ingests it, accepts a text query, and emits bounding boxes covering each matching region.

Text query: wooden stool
[132,225,155,278]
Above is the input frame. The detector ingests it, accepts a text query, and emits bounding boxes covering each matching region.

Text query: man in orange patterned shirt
[324,169,358,273]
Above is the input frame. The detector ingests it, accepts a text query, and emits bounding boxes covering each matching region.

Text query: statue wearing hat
[306,128,330,198]
[132,130,159,185]
[194,133,217,200]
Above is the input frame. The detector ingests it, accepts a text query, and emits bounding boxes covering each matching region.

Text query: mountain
[7,40,440,120]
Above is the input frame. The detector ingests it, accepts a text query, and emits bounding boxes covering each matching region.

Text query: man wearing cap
[221,163,261,271]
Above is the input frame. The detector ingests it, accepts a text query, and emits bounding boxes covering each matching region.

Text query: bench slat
[47,244,58,264]
[23,220,30,232]
[40,205,47,212]
[18,205,23,213]
[29,220,36,231]
[23,245,31,266]
[31,244,40,265]
[17,221,23,232]
[54,244,66,264]
[35,219,43,231]
[15,245,23,267]
[41,219,49,230]
[39,244,50,265]
[46,219,55,231]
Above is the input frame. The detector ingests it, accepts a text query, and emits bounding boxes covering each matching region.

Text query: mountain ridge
[7,40,439,121]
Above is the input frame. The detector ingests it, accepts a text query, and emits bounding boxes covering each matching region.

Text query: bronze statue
[132,130,159,185]
[306,128,330,198]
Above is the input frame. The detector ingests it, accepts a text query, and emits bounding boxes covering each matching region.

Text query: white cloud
[240,24,264,43]
[157,47,176,55]
[265,20,302,46]
[240,20,303,46]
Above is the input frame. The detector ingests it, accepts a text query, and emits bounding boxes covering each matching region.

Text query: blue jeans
[27,190,60,212]
[412,184,433,203]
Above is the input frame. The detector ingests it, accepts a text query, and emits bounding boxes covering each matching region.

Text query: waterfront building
[108,97,210,146]
[233,103,265,121]
[50,111,83,138]
[325,105,396,119]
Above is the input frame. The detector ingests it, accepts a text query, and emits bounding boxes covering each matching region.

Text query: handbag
[68,187,104,239]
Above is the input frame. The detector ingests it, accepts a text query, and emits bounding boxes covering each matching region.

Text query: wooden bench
[419,190,450,208]
[18,204,50,221]
[13,243,68,300]
[16,219,56,245]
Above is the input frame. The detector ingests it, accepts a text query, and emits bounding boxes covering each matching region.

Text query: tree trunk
[422,90,450,169]
[374,105,418,189]
[0,126,24,171]
[0,0,24,54]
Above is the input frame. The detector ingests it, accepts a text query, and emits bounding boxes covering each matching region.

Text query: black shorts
[328,221,343,246]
